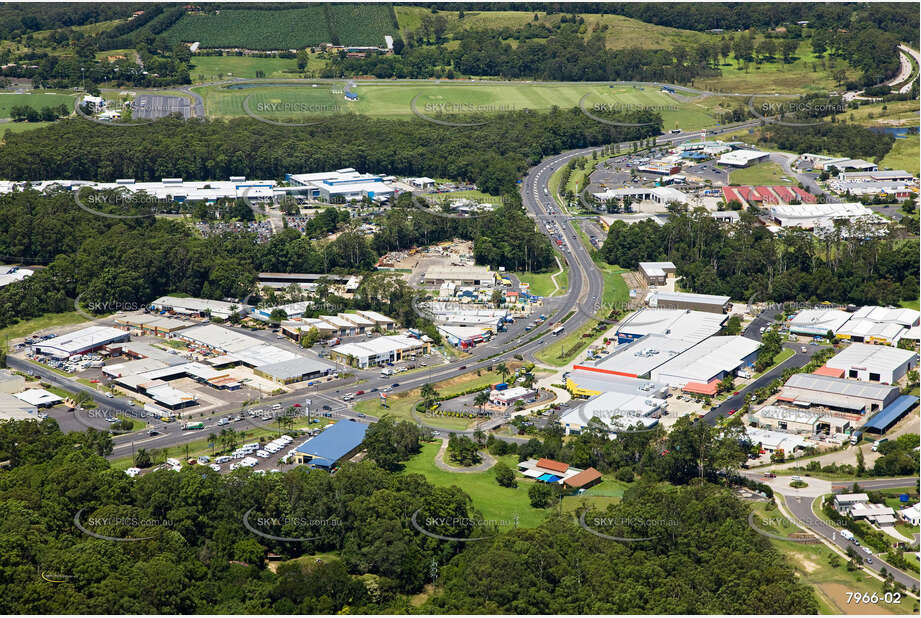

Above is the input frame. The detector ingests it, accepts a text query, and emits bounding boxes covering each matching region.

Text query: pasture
[0,92,75,118]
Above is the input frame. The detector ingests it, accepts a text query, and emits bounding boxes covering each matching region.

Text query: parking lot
[133,94,192,120]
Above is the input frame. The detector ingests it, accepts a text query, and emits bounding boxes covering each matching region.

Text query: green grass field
[401,441,628,529]
[1,120,55,137]
[729,161,793,186]
[880,136,920,177]
[0,311,89,351]
[516,266,566,297]
[0,92,75,118]
[899,299,920,311]
[191,55,300,81]
[199,82,717,128]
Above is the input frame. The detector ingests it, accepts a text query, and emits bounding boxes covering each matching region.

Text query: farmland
[190,56,299,81]
[162,7,331,49]
[198,81,717,129]
[163,4,397,50]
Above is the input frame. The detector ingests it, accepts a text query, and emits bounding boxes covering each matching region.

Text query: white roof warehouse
[32,326,129,359]
[824,343,918,385]
[330,335,430,368]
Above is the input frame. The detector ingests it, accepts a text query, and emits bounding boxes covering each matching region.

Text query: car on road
[459,365,467,370]
[369,387,378,392]
[728,409,736,415]
[321,405,332,411]
[355,390,365,396]
[105,392,114,398]
[762,472,776,478]
[147,429,159,436]
[391,383,400,388]
[801,346,807,353]
[861,546,873,555]
[865,558,873,565]
[357,413,366,418]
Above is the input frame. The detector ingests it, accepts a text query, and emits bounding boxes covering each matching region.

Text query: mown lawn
[729,161,793,186]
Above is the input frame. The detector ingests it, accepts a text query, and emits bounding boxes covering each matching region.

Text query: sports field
[191,56,300,81]
[199,81,716,129]
[0,92,75,118]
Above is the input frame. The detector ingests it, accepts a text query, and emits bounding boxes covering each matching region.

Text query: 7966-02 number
[845,592,901,604]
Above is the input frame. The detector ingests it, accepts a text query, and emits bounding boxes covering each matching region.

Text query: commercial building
[115,314,191,335]
[838,170,915,183]
[645,290,730,314]
[422,266,494,286]
[833,493,869,515]
[614,308,726,345]
[330,335,430,368]
[828,179,914,200]
[517,458,585,485]
[638,261,676,286]
[32,326,129,359]
[636,161,682,175]
[592,187,690,206]
[788,308,852,337]
[286,169,395,202]
[564,370,668,399]
[14,388,63,408]
[88,177,278,203]
[489,386,537,408]
[253,357,335,385]
[150,296,252,320]
[778,373,900,415]
[825,343,918,384]
[293,420,368,469]
[767,203,884,230]
[651,336,760,391]
[836,306,920,345]
[748,405,851,436]
[574,334,693,379]
[861,395,919,434]
[718,150,769,167]
[849,503,897,526]
[744,427,811,455]
[560,390,665,435]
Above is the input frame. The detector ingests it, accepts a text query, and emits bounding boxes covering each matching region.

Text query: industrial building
[286,169,395,202]
[767,203,884,230]
[838,170,915,183]
[744,427,811,455]
[560,390,666,435]
[638,262,676,286]
[0,265,33,288]
[592,187,690,206]
[824,343,918,384]
[861,395,919,434]
[253,357,336,385]
[86,177,278,203]
[574,334,693,379]
[614,308,726,345]
[651,336,760,391]
[14,388,63,408]
[489,386,537,408]
[778,373,901,415]
[422,266,494,286]
[564,370,668,399]
[718,150,769,167]
[0,392,39,421]
[32,326,129,359]
[748,405,851,436]
[835,306,920,345]
[645,290,730,314]
[788,308,852,337]
[115,314,191,335]
[330,335,430,368]
[0,369,26,394]
[150,296,252,320]
[293,420,368,468]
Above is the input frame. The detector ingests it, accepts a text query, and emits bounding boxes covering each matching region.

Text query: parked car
[321,405,332,411]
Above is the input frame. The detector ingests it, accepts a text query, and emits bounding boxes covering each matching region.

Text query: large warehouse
[564,369,668,399]
[32,326,129,359]
[573,334,692,379]
[824,343,918,384]
[150,296,252,320]
[614,308,726,345]
[645,290,731,314]
[330,335,430,368]
[293,420,369,469]
[788,308,852,337]
[836,306,920,345]
[560,391,666,435]
[651,336,761,391]
[778,373,900,415]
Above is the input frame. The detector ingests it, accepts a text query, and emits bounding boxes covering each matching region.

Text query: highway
[14,118,763,459]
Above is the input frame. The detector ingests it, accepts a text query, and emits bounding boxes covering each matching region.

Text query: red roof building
[536,458,569,473]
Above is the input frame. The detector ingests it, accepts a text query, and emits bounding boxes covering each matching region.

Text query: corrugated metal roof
[862,395,919,432]
[295,420,368,467]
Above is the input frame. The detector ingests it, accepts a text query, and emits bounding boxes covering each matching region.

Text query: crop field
[163,7,331,49]
[164,5,396,50]
[0,92,75,118]
[199,81,717,129]
[327,3,397,47]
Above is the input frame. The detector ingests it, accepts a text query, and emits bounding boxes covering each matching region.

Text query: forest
[0,189,554,331]
[598,207,919,306]
[755,123,896,162]
[0,112,658,197]
[0,417,820,614]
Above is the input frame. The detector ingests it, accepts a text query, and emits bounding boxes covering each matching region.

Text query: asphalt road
[781,477,920,589]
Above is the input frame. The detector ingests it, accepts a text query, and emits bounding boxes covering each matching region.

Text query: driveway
[433,437,496,473]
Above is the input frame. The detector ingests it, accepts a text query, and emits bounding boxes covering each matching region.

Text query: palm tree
[420,383,438,411]
[473,391,490,416]
[521,373,536,390]
[496,362,510,384]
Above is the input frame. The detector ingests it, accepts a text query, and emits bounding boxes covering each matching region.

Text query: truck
[551,325,565,336]
[183,422,204,430]
[850,430,863,445]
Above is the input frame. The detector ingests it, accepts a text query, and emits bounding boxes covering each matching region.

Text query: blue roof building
[294,420,369,469]
[862,395,919,434]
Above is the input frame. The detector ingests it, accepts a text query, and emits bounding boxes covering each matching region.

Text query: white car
[861,546,873,555]
[209,463,221,472]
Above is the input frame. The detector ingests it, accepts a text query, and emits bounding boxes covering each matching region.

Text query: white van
[271,403,282,411]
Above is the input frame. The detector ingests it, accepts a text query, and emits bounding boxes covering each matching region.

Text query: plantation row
[162,5,396,50]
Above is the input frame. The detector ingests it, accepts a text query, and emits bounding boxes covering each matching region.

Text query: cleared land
[191,56,300,81]
[729,161,793,185]
[880,136,920,176]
